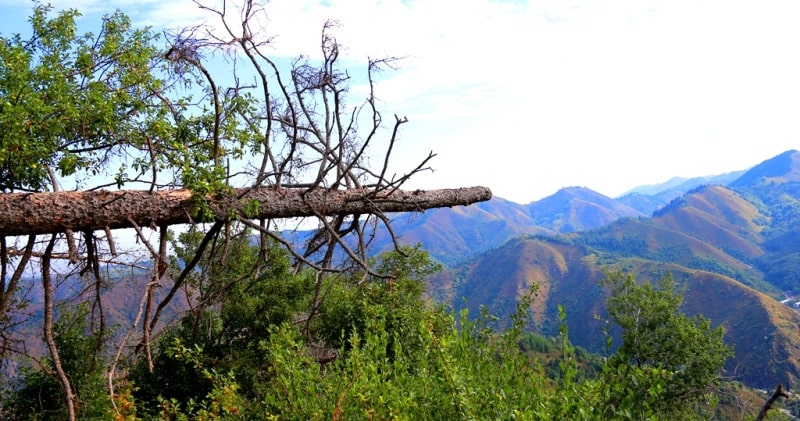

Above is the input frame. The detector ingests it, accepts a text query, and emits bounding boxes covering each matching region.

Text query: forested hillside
[427,150,800,390]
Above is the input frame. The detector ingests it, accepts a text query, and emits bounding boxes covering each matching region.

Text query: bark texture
[0,186,492,236]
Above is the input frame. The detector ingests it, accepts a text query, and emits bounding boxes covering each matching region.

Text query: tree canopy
[601,270,734,415]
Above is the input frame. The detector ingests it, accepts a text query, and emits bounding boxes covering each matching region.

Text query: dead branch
[755,384,791,421]
[0,186,491,237]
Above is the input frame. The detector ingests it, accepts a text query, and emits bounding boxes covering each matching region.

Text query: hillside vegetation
[422,150,800,390]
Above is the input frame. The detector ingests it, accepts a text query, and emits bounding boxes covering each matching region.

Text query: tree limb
[0,186,491,236]
[756,384,790,421]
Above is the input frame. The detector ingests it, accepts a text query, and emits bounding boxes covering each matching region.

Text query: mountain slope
[426,154,800,390]
[618,171,747,215]
[374,187,645,266]
[371,167,769,268]
[384,151,798,271]
[528,186,643,232]
[651,186,766,261]
[431,232,800,389]
[730,149,800,188]
[624,171,747,197]
[379,197,551,266]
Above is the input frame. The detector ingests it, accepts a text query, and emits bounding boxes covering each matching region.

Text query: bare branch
[41,235,77,421]
[756,384,791,421]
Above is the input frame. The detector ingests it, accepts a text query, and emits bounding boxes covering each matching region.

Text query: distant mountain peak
[730,149,800,188]
[622,172,746,198]
[556,185,603,195]
[529,186,641,233]
[623,176,692,196]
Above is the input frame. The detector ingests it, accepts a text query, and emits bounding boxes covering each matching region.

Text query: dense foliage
[0,236,746,420]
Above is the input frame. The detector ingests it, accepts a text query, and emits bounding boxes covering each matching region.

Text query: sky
[2,0,800,204]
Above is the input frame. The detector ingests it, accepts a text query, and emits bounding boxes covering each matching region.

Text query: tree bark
[0,186,491,236]
[41,235,76,421]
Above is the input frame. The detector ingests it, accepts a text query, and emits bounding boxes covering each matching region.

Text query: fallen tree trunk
[0,186,492,236]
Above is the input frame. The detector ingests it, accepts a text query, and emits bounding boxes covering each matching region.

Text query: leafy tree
[0,3,160,193]
[312,245,442,351]
[125,245,552,419]
[129,228,314,417]
[600,270,733,416]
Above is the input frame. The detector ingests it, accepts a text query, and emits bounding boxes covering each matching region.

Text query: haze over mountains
[379,149,800,389]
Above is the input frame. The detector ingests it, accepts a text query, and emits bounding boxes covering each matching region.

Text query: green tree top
[1,3,163,192]
[601,270,734,411]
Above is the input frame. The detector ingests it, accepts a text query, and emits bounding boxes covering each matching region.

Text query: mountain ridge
[381,150,798,268]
